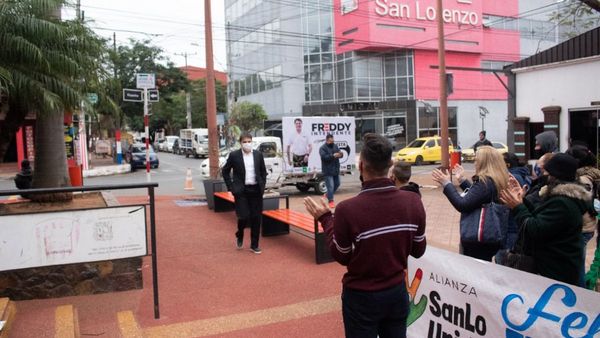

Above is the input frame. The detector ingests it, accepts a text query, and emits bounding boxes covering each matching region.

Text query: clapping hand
[452,164,465,182]
[304,196,331,219]
[500,175,524,209]
[431,168,451,187]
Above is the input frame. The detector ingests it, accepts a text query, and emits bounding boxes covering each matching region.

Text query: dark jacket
[443,176,497,214]
[472,138,492,152]
[14,168,33,190]
[222,149,268,195]
[318,178,426,291]
[400,182,421,197]
[512,182,590,286]
[509,166,532,188]
[525,175,548,207]
[319,143,341,176]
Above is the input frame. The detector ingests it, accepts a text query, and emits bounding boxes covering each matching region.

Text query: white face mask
[242,143,252,152]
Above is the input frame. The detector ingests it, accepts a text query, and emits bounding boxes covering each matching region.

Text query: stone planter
[203,179,226,210]
[0,192,143,300]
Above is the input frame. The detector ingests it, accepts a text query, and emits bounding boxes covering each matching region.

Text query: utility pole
[225,22,235,130]
[76,0,81,21]
[175,52,197,129]
[436,0,449,169]
[204,0,219,179]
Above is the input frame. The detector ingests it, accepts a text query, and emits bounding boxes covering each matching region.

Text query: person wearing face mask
[305,133,426,338]
[319,134,342,208]
[222,133,268,254]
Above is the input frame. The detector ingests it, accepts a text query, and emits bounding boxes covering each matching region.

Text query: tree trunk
[30,111,72,202]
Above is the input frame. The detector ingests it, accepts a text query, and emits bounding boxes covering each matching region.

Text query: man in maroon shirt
[305,133,427,338]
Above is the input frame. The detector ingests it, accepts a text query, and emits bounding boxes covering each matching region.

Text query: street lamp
[478,106,489,131]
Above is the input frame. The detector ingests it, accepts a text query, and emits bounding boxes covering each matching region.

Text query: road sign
[136,73,156,89]
[87,93,98,104]
[123,89,143,102]
[148,89,159,102]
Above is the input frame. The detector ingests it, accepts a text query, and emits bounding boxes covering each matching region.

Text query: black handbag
[504,222,537,273]
[459,201,509,245]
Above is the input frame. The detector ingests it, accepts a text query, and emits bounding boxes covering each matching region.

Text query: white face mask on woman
[242,142,252,152]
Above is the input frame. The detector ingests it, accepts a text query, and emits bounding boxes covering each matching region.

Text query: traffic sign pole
[144,87,151,182]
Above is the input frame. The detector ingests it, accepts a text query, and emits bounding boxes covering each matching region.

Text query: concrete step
[54,305,79,338]
[0,297,17,338]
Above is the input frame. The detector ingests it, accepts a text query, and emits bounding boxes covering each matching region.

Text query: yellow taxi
[461,142,508,162]
[395,136,454,165]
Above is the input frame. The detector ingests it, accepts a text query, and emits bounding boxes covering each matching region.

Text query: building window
[417,107,458,144]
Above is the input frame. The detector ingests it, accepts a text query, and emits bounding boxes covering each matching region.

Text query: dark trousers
[234,184,263,249]
[342,282,409,338]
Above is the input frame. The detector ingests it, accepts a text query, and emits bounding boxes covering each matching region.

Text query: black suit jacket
[222,149,268,195]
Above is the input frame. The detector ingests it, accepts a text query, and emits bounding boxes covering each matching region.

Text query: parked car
[155,138,166,151]
[172,139,181,155]
[161,135,179,152]
[461,142,508,162]
[395,136,454,165]
[200,147,233,178]
[126,143,159,169]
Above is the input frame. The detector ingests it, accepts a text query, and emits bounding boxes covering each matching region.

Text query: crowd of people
[431,130,600,290]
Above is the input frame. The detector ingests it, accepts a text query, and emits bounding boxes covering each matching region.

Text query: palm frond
[0,34,47,70]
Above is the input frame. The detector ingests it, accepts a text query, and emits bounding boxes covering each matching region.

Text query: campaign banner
[282,117,356,174]
[406,247,599,337]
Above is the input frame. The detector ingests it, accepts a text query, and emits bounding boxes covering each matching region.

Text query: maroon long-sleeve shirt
[318,178,427,291]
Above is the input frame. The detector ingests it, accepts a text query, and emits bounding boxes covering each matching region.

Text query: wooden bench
[213,191,236,212]
[262,197,333,264]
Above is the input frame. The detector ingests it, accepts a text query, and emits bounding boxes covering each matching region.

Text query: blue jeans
[325,175,340,202]
[342,282,409,338]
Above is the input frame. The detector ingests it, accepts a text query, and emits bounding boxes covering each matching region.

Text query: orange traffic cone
[184,168,195,191]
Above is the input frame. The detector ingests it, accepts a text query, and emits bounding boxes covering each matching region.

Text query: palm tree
[0,0,110,199]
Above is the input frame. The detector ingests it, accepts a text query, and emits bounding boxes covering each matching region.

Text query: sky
[65,0,228,71]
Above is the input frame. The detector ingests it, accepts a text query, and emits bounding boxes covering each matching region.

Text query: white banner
[406,247,600,337]
[282,116,356,174]
[0,206,148,271]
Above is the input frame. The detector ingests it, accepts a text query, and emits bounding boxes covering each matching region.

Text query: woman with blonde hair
[432,146,510,261]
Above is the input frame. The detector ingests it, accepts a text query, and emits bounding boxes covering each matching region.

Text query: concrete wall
[454,100,508,148]
[515,56,600,151]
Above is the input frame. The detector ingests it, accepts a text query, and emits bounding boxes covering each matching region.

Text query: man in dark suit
[222,133,268,254]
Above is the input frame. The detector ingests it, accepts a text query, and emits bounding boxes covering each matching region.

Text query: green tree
[110,39,189,134]
[550,0,600,38]
[149,78,227,136]
[0,0,110,196]
[229,101,268,134]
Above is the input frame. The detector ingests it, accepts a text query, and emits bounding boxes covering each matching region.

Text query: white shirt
[242,150,257,185]
[288,132,309,155]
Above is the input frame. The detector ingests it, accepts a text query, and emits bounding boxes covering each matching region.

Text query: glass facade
[483,14,557,42]
[418,107,458,145]
[335,51,415,103]
[302,0,335,103]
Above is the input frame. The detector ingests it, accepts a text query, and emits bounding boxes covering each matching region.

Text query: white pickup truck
[179,128,208,158]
